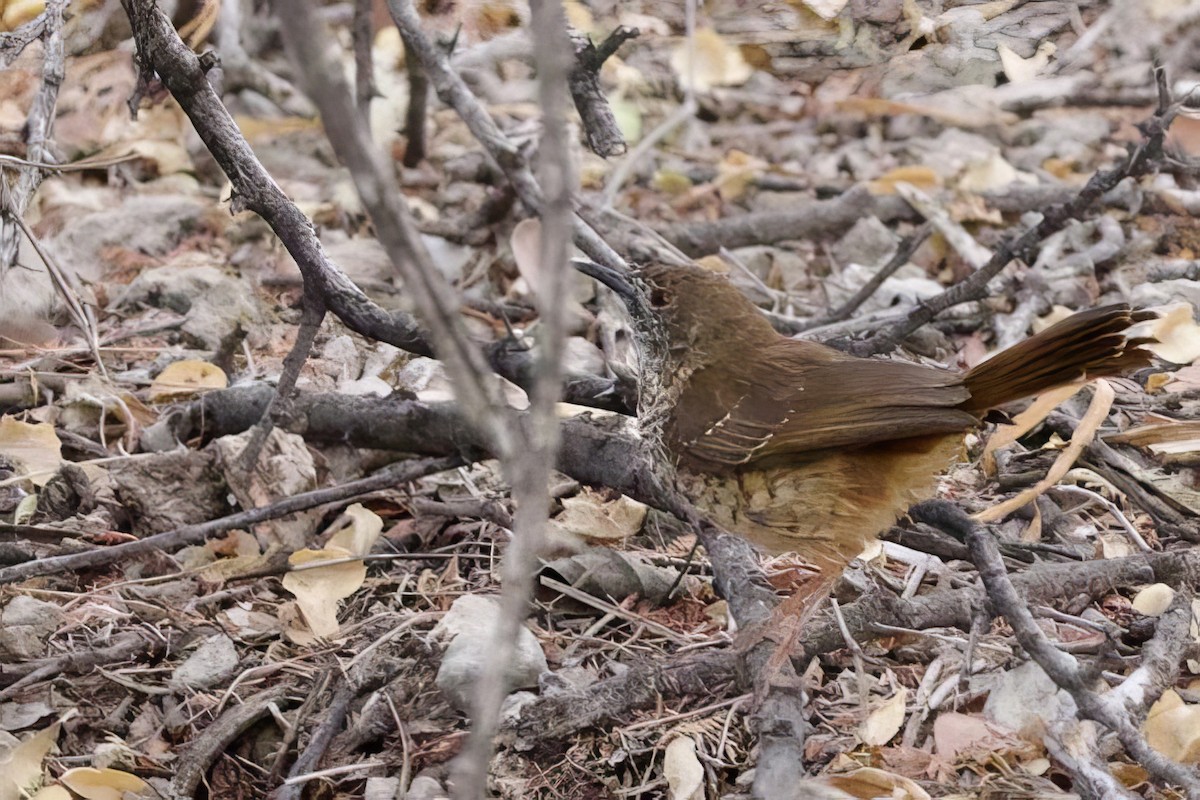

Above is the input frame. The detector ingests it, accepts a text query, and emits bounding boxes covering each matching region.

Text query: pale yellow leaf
[866,165,941,196]
[663,737,703,800]
[1132,583,1175,616]
[958,152,1025,193]
[148,360,228,401]
[326,503,384,556]
[859,687,907,746]
[1,0,44,30]
[123,139,195,177]
[555,489,647,541]
[282,548,367,638]
[997,41,1056,84]
[975,380,1113,522]
[59,767,146,800]
[1147,304,1200,365]
[0,723,59,798]
[802,0,849,20]
[610,95,643,143]
[1144,690,1200,762]
[670,28,753,91]
[716,149,768,201]
[563,0,595,32]
[981,383,1082,476]
[0,416,63,487]
[820,767,932,799]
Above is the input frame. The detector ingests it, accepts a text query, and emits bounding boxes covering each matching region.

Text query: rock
[433,595,548,712]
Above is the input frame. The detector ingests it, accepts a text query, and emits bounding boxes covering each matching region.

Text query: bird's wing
[668,340,977,472]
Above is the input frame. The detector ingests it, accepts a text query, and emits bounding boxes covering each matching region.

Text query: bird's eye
[650,288,672,307]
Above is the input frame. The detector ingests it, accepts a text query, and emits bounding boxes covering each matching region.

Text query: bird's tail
[962,304,1156,413]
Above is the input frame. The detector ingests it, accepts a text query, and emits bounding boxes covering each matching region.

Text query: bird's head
[575,260,779,435]
[575,260,777,363]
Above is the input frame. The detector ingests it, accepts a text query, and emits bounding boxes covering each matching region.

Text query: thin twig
[799,221,934,331]
[352,0,376,126]
[239,292,326,471]
[452,0,575,794]
[403,43,430,166]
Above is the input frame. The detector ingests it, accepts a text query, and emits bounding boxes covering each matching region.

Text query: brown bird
[581,260,1154,670]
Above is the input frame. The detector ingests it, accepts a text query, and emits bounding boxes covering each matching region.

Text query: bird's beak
[571,259,640,306]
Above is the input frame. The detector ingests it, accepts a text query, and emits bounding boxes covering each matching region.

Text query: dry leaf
[326,503,385,556]
[58,767,146,800]
[997,41,1056,83]
[836,96,1018,129]
[1099,531,1136,559]
[1147,304,1200,365]
[1,0,44,30]
[802,0,849,20]
[1132,583,1175,616]
[0,722,59,798]
[1103,417,1200,459]
[958,152,1029,193]
[282,549,367,638]
[715,149,768,201]
[1144,690,1200,762]
[975,380,1114,522]
[933,712,1029,762]
[663,736,703,800]
[1158,364,1200,393]
[981,383,1083,475]
[819,767,932,800]
[148,360,228,401]
[0,416,63,487]
[511,218,549,303]
[860,687,907,746]
[866,166,941,196]
[177,0,219,48]
[554,489,647,541]
[670,28,753,91]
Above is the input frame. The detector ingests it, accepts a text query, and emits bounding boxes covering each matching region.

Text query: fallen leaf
[860,687,907,746]
[997,41,1056,83]
[1147,304,1200,365]
[1132,583,1175,616]
[933,712,1029,762]
[819,767,932,800]
[148,360,228,401]
[1144,690,1200,762]
[867,166,941,196]
[0,416,63,487]
[663,736,703,800]
[975,380,1114,522]
[670,28,753,91]
[58,767,146,800]
[554,489,647,541]
[326,503,385,556]
[0,723,59,798]
[1,0,44,30]
[282,529,373,639]
[802,0,849,20]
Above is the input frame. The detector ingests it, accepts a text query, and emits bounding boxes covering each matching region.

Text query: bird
[578,259,1155,676]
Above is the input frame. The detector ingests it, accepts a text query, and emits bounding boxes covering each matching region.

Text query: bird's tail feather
[962,305,1156,413]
